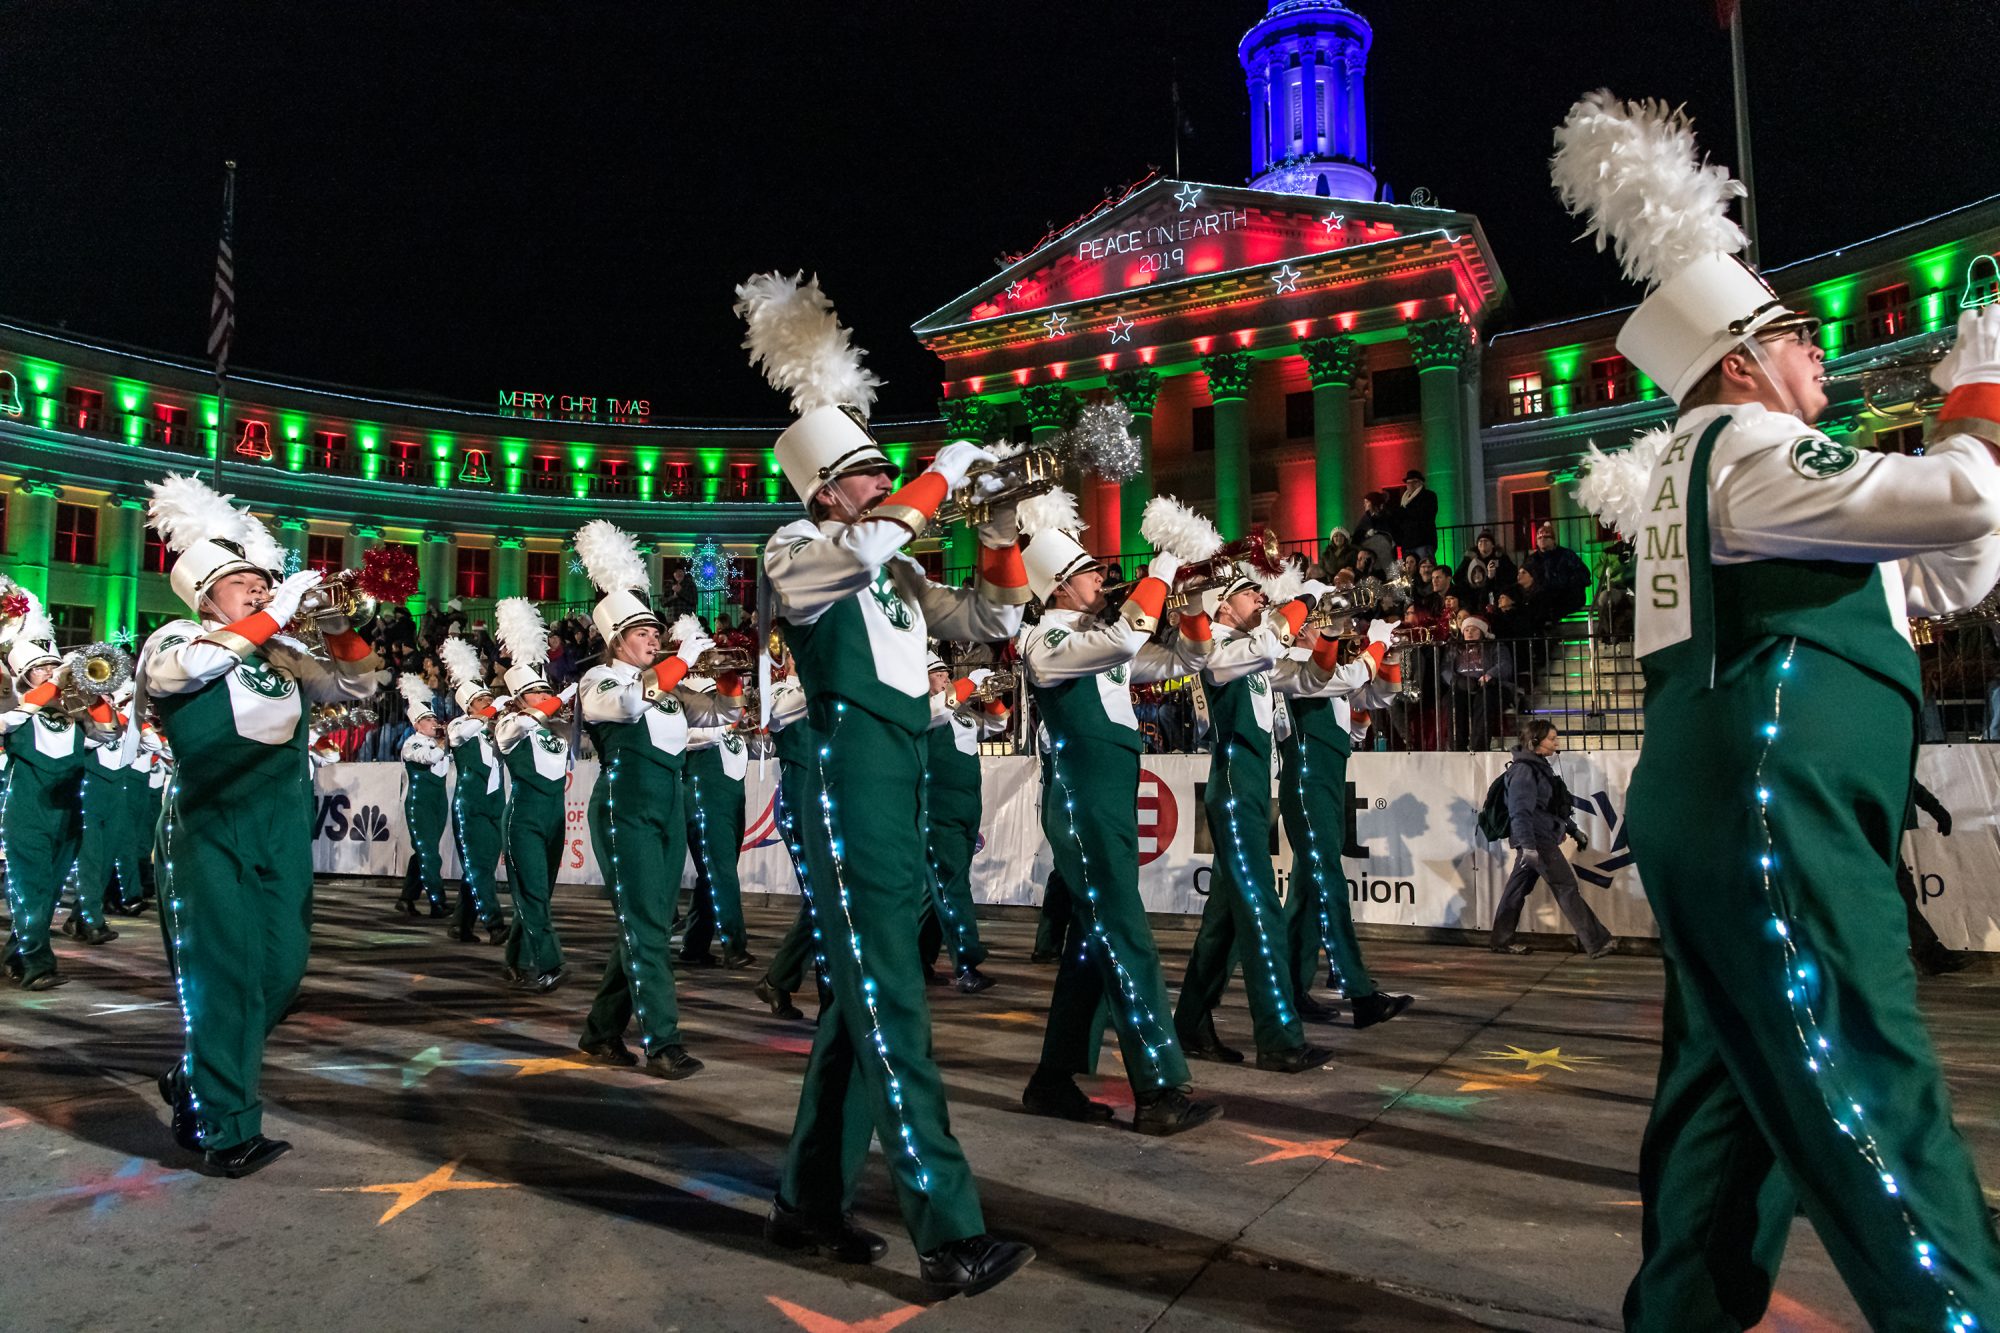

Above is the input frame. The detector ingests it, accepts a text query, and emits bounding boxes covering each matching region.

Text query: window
[456,546,491,598]
[1366,365,1421,423]
[526,551,561,601]
[307,533,345,574]
[388,439,421,481]
[154,403,190,449]
[1866,283,1912,341]
[143,525,171,574]
[311,431,349,472]
[63,386,104,432]
[1284,390,1314,440]
[54,502,98,565]
[49,603,94,649]
[595,459,634,496]
[1507,372,1545,418]
[1191,404,1215,453]
[1876,424,1924,456]
[1509,488,1552,554]
[728,463,754,500]
[1589,355,1630,404]
[529,454,563,494]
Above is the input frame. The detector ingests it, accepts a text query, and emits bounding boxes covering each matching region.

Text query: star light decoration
[1106,315,1135,344]
[1321,212,1346,234]
[1004,279,1026,301]
[1272,264,1302,295]
[1042,310,1069,339]
[1174,182,1203,211]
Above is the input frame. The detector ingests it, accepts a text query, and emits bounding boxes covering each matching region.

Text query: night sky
[3,1,1994,421]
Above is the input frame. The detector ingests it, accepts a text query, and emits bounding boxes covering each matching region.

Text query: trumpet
[291,569,379,645]
[695,647,754,674]
[1821,331,1954,418]
[964,670,1018,706]
[933,399,1145,526]
[53,642,133,722]
[309,702,378,730]
[1164,529,1286,609]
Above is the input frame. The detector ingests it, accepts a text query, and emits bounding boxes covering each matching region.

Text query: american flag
[207,163,237,378]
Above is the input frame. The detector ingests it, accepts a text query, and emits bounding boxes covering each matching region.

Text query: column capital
[420,529,456,545]
[938,395,1001,442]
[1110,368,1162,417]
[107,492,150,511]
[14,478,61,500]
[1407,317,1471,372]
[349,522,384,541]
[275,513,311,532]
[1301,336,1363,388]
[496,531,526,550]
[1201,350,1256,403]
[1019,383,1075,432]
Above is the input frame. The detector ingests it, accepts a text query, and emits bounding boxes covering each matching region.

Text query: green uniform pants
[453,784,506,929]
[1032,877,1072,958]
[130,773,162,907]
[1038,744,1189,1092]
[681,768,746,958]
[71,767,136,926]
[4,763,84,983]
[1278,742,1377,999]
[778,700,984,1253]
[158,786,314,1148]
[1625,639,2000,1331]
[581,756,687,1055]
[502,787,565,975]
[1174,745,1305,1056]
[763,766,822,995]
[400,777,448,909]
[920,779,988,972]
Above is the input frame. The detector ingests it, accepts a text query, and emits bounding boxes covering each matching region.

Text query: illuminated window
[597,459,634,496]
[1284,390,1314,440]
[143,525,171,573]
[1866,283,1911,341]
[49,603,94,649]
[307,533,344,574]
[63,386,104,432]
[526,551,560,601]
[663,461,693,499]
[154,404,189,449]
[728,463,753,499]
[1509,488,1552,553]
[529,454,563,494]
[1589,356,1629,404]
[311,431,349,472]
[1507,372,1545,418]
[54,502,98,565]
[388,439,421,481]
[456,546,491,598]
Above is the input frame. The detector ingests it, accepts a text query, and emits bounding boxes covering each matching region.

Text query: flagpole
[211,161,237,490]
[1728,7,1760,266]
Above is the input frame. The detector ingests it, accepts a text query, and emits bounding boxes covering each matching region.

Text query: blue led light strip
[1217,731,1295,1032]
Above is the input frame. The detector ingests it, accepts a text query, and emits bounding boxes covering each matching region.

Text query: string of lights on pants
[1752,638,1977,1330]
[1217,739,1297,1034]
[1287,735,1349,997]
[602,752,673,1054]
[159,777,208,1144]
[921,765,976,970]
[773,774,827,977]
[687,770,737,954]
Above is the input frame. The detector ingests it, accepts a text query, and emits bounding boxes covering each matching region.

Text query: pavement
[2,880,1995,1333]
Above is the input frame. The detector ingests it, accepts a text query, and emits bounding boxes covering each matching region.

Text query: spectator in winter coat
[1519,522,1590,625]
[1396,469,1440,559]
[1352,492,1400,569]
[1486,720,1614,957]
[1441,617,1516,750]
[1455,531,1517,611]
[1318,528,1358,577]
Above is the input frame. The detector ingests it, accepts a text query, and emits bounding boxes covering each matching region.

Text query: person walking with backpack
[1485,719,1613,957]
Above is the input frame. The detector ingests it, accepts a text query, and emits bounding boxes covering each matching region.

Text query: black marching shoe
[484,920,509,946]
[159,1065,201,1153]
[1178,1020,1244,1065]
[1255,1044,1336,1075]
[78,922,119,945]
[20,971,69,992]
[203,1134,291,1179]
[954,966,995,994]
[1028,949,1059,965]
[723,949,757,970]
[643,1045,704,1080]
[919,1234,1036,1300]
[392,899,418,917]
[1020,1071,1114,1124]
[1351,991,1414,1030]
[577,1036,639,1067]
[427,901,450,919]
[1295,992,1341,1024]
[500,965,526,986]
[764,1196,889,1265]
[755,977,805,1020]
[1133,1087,1225,1138]
[531,967,568,994]
[60,915,82,938]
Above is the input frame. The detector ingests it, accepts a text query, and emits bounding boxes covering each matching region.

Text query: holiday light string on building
[1752,638,1978,1329]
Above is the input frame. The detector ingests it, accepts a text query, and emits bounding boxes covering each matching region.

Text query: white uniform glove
[929,442,1000,491]
[1367,619,1397,648]
[264,570,325,627]
[1934,304,2000,393]
[675,631,715,668]
[1302,578,1332,599]
[1148,551,1183,584]
[967,668,993,689]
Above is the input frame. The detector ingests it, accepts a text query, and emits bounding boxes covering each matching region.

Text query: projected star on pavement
[1382,1086,1493,1118]
[320,1159,516,1225]
[1240,1132,1384,1169]
[768,1295,926,1333]
[499,1056,592,1078]
[1479,1045,1602,1072]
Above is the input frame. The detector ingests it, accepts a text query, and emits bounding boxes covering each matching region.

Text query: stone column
[1302,337,1361,544]
[1202,351,1256,539]
[102,493,146,641]
[1345,49,1368,162]
[495,532,526,600]
[1300,51,1318,156]
[1408,318,1474,532]
[419,530,455,616]
[1248,70,1268,175]
[939,396,1003,578]
[8,479,58,602]
[275,514,309,572]
[1112,369,1161,557]
[345,522,381,572]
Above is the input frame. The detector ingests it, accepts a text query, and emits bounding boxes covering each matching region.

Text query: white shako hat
[146,474,287,613]
[437,636,491,712]
[397,672,437,724]
[7,622,59,678]
[733,272,895,507]
[925,647,949,676]
[494,597,553,696]
[574,520,661,644]
[1017,487,1098,602]
[1200,563,1262,619]
[1552,91,1818,403]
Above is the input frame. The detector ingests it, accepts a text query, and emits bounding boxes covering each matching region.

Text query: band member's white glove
[967,668,993,689]
[1147,551,1183,584]
[1367,619,1397,648]
[264,570,325,627]
[675,632,715,668]
[1933,304,2000,392]
[1302,578,1332,599]
[357,669,392,692]
[929,442,1000,491]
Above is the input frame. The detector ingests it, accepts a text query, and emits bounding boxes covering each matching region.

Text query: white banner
[311,745,2000,950]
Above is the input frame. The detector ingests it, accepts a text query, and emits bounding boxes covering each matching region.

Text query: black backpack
[1477,762,1516,842]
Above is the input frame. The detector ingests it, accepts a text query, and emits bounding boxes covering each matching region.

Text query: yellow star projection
[1478,1045,1603,1072]
[321,1159,516,1224]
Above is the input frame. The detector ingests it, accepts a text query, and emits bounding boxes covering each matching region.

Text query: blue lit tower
[1240,0,1377,201]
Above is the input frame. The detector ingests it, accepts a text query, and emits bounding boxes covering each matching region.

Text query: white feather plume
[0,582,41,647]
[1551,90,1747,290]
[1140,495,1222,562]
[669,614,705,646]
[1573,426,1671,536]
[437,636,485,692]
[1016,488,1084,538]
[146,472,285,572]
[397,671,434,716]
[236,512,285,575]
[734,271,884,420]
[573,520,649,595]
[1258,566,1306,605]
[495,597,548,669]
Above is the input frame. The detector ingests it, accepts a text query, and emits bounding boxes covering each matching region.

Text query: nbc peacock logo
[348,804,392,842]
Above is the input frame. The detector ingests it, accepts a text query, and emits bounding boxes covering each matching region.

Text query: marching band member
[679,678,755,970]
[121,712,169,914]
[491,599,571,993]
[439,636,507,945]
[918,651,997,993]
[1014,491,1223,1135]
[2,613,99,990]
[1169,557,1334,1074]
[1556,93,2000,1327]
[140,474,384,1176]
[394,673,452,919]
[754,655,824,1021]
[64,678,134,945]
[740,270,1033,1296]
[571,521,733,1078]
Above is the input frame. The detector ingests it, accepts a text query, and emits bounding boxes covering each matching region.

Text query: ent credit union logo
[1136,767,1178,867]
